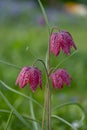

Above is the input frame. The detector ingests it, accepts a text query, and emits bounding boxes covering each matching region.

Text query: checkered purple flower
[16,66,42,92]
[50,30,77,56]
[51,69,72,89]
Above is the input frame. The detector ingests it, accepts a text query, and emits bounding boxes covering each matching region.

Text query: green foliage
[0,1,87,129]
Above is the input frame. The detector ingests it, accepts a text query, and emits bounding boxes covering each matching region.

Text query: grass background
[0,1,87,129]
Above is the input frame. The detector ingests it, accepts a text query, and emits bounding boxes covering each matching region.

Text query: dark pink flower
[50,30,77,56]
[51,69,72,89]
[16,67,42,92]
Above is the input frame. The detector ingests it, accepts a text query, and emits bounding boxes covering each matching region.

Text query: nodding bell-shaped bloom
[51,69,72,89]
[50,30,77,56]
[16,66,42,92]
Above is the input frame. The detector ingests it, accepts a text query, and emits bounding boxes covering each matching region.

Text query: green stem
[42,26,51,130]
[32,58,51,130]
[32,58,49,81]
[46,33,51,130]
[46,86,51,130]
[42,85,51,130]
[42,87,47,130]
[50,26,59,35]
[37,1,51,129]
[37,0,50,35]
[45,24,51,130]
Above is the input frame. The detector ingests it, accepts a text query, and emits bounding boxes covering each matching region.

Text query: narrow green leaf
[53,50,78,72]
[0,109,41,124]
[52,101,85,128]
[0,109,10,114]
[30,94,39,130]
[0,80,43,109]
[51,115,77,130]
[52,101,83,111]
[0,59,21,69]
[23,115,41,124]
[5,110,13,130]
[0,90,30,128]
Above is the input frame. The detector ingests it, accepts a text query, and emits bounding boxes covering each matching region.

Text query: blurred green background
[0,0,87,130]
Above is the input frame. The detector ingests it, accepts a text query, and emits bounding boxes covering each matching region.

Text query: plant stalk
[45,30,51,130]
[46,85,51,130]
[37,0,51,129]
[44,19,51,130]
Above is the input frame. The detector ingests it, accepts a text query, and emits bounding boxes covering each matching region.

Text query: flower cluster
[16,30,76,92]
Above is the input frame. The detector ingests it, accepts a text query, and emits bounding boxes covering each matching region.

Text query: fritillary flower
[50,30,77,56]
[16,66,42,92]
[51,69,72,89]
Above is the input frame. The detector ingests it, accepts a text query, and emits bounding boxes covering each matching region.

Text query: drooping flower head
[50,30,77,56]
[51,69,72,89]
[16,66,42,92]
